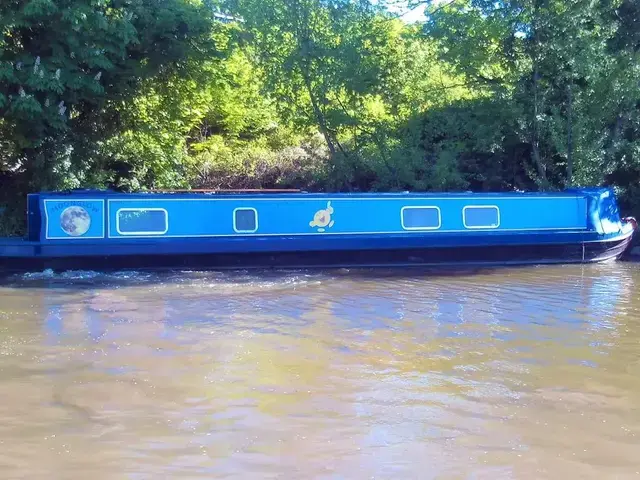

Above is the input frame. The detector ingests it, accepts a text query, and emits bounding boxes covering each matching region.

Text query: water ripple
[0,263,640,478]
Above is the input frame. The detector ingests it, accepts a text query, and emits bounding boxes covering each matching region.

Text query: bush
[189,132,331,191]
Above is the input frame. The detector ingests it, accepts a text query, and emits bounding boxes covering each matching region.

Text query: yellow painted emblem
[309,201,335,232]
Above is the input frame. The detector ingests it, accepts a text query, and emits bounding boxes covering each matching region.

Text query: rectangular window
[233,208,258,233]
[463,205,500,229]
[401,206,441,230]
[116,208,168,235]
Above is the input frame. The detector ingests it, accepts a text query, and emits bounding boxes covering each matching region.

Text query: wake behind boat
[0,187,636,273]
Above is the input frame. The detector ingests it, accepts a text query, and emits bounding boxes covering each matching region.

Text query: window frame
[233,207,259,233]
[462,205,501,229]
[115,208,169,236]
[400,206,442,231]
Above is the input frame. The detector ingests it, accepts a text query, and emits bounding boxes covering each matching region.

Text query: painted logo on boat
[309,201,335,232]
[60,206,91,237]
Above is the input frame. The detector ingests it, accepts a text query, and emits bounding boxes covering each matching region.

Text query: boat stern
[622,216,638,233]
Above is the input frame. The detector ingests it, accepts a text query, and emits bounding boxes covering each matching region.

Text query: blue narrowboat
[0,187,636,273]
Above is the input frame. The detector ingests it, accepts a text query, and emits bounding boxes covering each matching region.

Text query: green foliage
[423,0,640,193]
[190,132,331,190]
[0,0,220,194]
[225,0,408,156]
[2,0,640,236]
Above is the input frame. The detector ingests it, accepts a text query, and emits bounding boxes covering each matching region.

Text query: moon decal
[60,206,91,237]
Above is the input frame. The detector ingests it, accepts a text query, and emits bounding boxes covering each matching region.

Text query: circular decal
[60,206,91,237]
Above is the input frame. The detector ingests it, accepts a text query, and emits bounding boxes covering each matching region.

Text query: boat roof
[31,187,614,199]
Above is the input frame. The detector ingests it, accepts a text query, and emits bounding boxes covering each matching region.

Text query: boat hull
[1,187,636,275]
[0,231,633,274]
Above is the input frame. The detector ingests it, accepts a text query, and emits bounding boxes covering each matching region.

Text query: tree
[0,0,220,195]
[223,0,405,159]
[421,0,639,190]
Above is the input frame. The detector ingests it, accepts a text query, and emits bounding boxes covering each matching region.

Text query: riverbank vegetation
[1,0,639,235]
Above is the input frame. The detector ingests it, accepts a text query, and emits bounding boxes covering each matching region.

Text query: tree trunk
[566,78,573,186]
[530,0,547,188]
[531,64,547,186]
[301,69,336,156]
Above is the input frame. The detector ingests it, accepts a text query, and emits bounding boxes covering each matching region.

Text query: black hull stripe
[0,236,633,275]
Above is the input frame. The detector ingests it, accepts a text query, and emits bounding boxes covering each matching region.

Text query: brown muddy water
[1,263,640,479]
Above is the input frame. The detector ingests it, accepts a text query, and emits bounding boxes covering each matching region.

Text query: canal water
[1,263,640,479]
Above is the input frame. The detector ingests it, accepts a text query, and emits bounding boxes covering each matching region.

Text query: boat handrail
[148,188,304,194]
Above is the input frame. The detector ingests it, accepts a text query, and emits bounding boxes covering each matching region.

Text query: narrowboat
[0,187,636,273]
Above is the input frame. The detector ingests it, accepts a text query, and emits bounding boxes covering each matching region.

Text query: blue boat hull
[0,187,636,274]
[0,228,633,274]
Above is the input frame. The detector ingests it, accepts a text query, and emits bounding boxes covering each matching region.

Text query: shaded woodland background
[2,0,640,235]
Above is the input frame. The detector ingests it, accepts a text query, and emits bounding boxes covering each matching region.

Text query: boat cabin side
[24,188,626,243]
